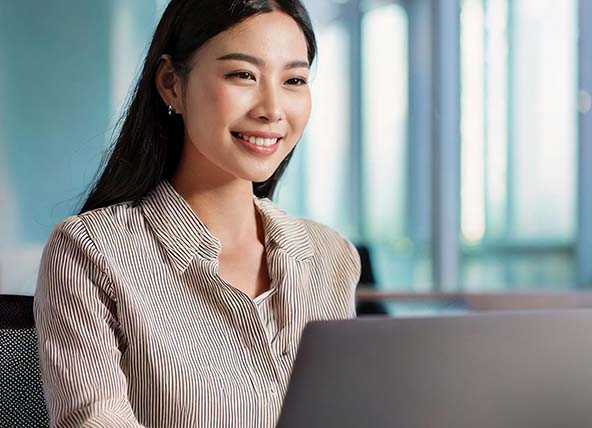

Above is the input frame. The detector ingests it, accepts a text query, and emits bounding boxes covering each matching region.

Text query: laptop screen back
[276,311,592,428]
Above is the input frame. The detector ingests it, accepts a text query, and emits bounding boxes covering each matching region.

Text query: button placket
[242,345,263,395]
[234,297,282,403]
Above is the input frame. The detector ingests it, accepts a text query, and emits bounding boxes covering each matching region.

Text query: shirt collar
[252,195,314,261]
[140,180,314,273]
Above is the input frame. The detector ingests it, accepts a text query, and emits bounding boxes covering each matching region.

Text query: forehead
[198,11,309,64]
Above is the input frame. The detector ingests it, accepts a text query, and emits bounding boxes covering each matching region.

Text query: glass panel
[461,0,577,245]
[484,0,509,239]
[361,4,428,290]
[460,0,487,243]
[460,0,578,290]
[301,22,352,233]
[274,139,307,217]
[362,4,408,242]
[510,0,577,242]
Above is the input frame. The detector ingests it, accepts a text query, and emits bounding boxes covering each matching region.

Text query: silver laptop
[276,310,592,428]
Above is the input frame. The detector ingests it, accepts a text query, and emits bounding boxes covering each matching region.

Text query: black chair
[0,295,49,428]
[355,245,389,316]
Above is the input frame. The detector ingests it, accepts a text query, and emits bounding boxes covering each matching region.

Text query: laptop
[276,310,592,428]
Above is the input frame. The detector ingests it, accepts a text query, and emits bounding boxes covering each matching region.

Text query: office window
[362,4,408,243]
[510,0,577,242]
[361,3,432,290]
[460,0,578,289]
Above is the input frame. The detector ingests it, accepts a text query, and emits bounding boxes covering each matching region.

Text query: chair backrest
[0,295,49,428]
[355,245,389,316]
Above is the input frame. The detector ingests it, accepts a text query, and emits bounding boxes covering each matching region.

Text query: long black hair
[79,0,316,214]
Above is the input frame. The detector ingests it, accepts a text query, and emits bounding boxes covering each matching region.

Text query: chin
[235,159,284,184]
[245,171,276,184]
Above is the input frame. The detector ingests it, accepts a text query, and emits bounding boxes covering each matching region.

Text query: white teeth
[236,132,279,147]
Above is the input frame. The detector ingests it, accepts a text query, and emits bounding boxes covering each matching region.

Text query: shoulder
[298,218,358,258]
[42,201,143,269]
[297,218,361,280]
[38,214,112,303]
[256,196,360,273]
[255,197,361,283]
[291,218,360,318]
[77,201,140,233]
[44,214,99,259]
[72,201,149,251]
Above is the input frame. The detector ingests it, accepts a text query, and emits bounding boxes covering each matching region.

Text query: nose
[250,83,283,123]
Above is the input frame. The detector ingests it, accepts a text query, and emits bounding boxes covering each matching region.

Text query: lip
[231,132,281,156]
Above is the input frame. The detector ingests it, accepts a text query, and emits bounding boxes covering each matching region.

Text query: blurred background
[1,0,592,314]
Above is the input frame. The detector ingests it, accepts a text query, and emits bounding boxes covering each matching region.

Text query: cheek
[209,84,254,124]
[288,93,312,132]
[189,82,243,128]
[209,86,233,119]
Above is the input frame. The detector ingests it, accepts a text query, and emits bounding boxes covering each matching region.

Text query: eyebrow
[216,53,310,70]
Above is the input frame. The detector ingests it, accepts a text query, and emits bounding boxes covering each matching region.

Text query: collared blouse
[34,180,361,428]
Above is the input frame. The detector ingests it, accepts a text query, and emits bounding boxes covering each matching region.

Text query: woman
[34,0,361,427]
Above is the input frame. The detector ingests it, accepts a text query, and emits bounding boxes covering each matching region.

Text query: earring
[167,105,176,116]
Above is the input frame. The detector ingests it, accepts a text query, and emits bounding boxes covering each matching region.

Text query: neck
[170,144,261,250]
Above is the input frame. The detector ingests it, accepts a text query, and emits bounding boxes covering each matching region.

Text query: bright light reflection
[362,4,408,243]
[511,0,577,241]
[460,0,486,243]
[306,23,350,233]
[485,0,508,239]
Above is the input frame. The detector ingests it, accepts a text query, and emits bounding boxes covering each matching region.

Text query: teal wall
[1,1,111,241]
[0,1,160,293]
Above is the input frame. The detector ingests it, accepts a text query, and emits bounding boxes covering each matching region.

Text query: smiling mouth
[231,131,281,147]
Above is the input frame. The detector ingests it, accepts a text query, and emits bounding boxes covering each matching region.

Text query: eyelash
[228,71,255,80]
[286,77,308,86]
[226,72,308,86]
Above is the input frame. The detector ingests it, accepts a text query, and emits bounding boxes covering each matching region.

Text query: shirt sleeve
[343,238,362,317]
[34,216,146,428]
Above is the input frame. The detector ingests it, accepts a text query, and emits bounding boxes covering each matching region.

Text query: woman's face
[179,11,312,184]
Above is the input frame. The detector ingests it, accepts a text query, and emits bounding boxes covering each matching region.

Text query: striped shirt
[34,180,361,428]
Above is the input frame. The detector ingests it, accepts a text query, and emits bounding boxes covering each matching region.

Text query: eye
[286,77,308,86]
[226,71,256,81]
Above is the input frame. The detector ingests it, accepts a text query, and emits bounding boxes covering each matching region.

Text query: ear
[155,54,184,114]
